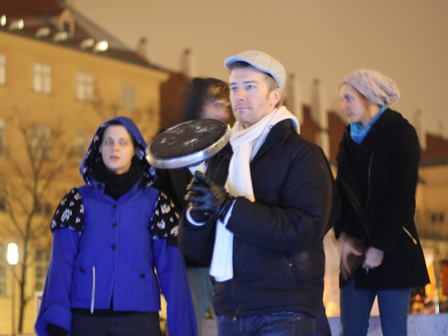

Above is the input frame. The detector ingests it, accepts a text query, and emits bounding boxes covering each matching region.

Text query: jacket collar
[251,119,295,164]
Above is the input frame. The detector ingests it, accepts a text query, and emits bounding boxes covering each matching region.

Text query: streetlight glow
[7,243,19,265]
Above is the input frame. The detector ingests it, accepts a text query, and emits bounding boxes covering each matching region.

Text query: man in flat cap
[179,50,333,335]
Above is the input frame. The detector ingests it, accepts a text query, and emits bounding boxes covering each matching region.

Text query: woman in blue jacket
[35,116,197,336]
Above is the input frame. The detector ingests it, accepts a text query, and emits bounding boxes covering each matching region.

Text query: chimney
[412,109,427,150]
[136,37,148,60]
[284,73,303,127]
[180,48,197,79]
[311,78,330,158]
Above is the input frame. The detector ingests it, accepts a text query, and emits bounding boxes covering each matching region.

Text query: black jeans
[71,311,161,336]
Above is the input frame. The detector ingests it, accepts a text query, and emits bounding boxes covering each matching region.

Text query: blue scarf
[350,106,386,144]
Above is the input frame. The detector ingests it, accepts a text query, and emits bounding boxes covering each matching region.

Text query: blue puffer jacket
[35,116,197,336]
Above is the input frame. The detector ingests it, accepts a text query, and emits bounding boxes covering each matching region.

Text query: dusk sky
[73,0,448,139]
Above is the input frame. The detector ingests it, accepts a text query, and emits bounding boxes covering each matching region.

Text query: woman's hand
[362,246,384,270]
[339,233,364,280]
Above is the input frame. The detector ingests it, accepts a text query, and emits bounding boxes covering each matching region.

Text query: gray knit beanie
[343,69,400,106]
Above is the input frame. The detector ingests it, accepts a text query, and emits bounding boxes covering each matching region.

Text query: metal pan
[146,119,229,169]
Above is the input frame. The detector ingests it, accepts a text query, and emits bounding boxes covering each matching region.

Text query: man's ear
[270,88,281,106]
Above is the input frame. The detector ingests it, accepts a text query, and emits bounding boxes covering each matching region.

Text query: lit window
[76,73,94,102]
[120,83,135,111]
[0,54,5,85]
[76,132,92,164]
[0,119,5,154]
[31,124,51,161]
[35,249,50,292]
[33,62,52,94]
[0,245,6,296]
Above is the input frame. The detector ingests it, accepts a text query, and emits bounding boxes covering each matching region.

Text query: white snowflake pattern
[170,225,179,236]
[157,219,166,230]
[75,217,81,223]
[50,219,57,228]
[80,204,84,214]
[74,192,81,201]
[69,201,75,207]
[161,203,171,214]
[60,197,67,206]
[154,209,160,216]
[61,208,72,222]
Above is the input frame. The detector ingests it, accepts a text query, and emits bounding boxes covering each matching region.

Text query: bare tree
[0,109,76,333]
[88,88,160,141]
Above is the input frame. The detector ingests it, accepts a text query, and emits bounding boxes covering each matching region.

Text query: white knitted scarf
[210,106,299,281]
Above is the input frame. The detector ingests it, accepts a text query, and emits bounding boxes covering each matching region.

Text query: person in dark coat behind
[334,69,430,336]
[152,78,230,336]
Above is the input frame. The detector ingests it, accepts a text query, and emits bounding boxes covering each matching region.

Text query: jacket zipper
[402,227,418,245]
[90,266,96,314]
[365,152,375,210]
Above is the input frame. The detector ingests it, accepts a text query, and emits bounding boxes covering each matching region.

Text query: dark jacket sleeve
[226,145,332,252]
[178,212,216,265]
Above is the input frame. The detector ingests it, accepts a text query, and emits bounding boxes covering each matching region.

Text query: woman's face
[100,125,135,174]
[200,98,230,123]
[340,84,371,126]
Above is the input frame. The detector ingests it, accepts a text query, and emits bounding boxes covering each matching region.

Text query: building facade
[0,1,169,333]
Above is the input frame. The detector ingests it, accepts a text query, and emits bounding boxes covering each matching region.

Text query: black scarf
[92,157,142,200]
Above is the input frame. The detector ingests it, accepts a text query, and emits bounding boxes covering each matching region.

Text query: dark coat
[334,109,430,290]
[179,119,333,318]
[153,167,211,267]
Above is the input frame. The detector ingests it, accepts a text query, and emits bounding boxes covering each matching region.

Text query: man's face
[229,67,280,128]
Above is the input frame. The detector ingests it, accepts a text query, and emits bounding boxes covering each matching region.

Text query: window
[76,73,94,102]
[0,245,6,297]
[120,83,135,111]
[0,54,5,85]
[430,211,446,224]
[35,249,50,292]
[36,200,53,216]
[0,118,5,154]
[31,124,51,161]
[76,132,92,164]
[63,21,70,34]
[0,194,6,211]
[33,62,51,94]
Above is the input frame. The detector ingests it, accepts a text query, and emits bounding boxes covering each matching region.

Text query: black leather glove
[185,171,235,221]
[47,323,68,336]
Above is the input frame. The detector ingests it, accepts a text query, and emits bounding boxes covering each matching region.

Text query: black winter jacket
[334,109,430,290]
[179,119,333,318]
